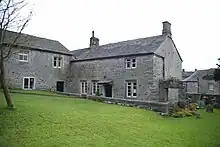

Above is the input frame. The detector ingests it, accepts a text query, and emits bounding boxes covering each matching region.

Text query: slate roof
[3,30,72,55]
[71,35,166,61]
[182,69,215,82]
[182,71,194,80]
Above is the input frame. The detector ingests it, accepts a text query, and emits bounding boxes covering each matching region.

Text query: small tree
[0,0,32,109]
[214,58,220,81]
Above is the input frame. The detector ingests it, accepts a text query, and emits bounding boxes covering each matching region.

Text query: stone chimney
[90,31,99,48]
[162,21,172,38]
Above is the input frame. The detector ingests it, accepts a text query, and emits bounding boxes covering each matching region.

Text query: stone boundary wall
[55,91,170,113]
[186,93,220,104]
[8,90,170,113]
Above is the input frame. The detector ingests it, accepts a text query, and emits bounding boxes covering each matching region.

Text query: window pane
[132,63,136,68]
[81,82,84,93]
[133,92,137,97]
[128,91,131,96]
[24,55,28,61]
[85,82,87,93]
[127,82,131,86]
[132,58,136,63]
[58,58,62,67]
[19,55,23,60]
[30,78,34,89]
[133,82,137,86]
[54,57,57,67]
[97,85,100,93]
[24,78,29,89]
[93,82,96,94]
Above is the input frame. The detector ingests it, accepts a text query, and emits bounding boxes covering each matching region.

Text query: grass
[0,92,220,147]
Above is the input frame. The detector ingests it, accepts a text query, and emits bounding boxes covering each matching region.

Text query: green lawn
[0,92,220,147]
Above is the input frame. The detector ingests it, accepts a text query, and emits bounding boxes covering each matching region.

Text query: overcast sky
[23,0,220,71]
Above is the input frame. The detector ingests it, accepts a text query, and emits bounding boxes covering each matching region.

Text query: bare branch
[3,15,31,59]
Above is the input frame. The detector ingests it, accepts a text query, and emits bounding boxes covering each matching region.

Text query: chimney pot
[90,31,99,48]
[162,21,172,38]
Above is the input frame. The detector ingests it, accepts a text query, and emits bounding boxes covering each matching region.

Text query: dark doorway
[57,81,64,92]
[104,84,112,97]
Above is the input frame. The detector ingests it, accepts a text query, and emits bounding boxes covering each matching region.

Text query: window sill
[19,60,28,62]
[126,67,137,69]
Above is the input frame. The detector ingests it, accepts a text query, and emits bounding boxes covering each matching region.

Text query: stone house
[2,30,73,92]
[2,21,183,102]
[67,21,183,102]
[182,68,220,95]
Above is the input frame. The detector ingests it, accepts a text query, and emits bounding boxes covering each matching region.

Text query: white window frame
[58,57,62,68]
[208,83,214,91]
[53,56,58,68]
[23,77,35,90]
[126,58,136,69]
[92,81,100,95]
[80,81,88,94]
[19,52,28,62]
[126,80,137,98]
[53,56,63,68]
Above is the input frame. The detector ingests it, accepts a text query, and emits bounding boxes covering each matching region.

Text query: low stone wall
[55,91,170,113]
[186,93,220,104]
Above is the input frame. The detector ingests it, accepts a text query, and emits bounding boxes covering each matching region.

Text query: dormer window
[126,58,136,69]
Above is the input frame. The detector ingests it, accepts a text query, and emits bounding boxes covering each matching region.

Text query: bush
[189,103,197,111]
[176,111,185,117]
[213,103,220,109]
[178,100,187,109]
[183,109,193,116]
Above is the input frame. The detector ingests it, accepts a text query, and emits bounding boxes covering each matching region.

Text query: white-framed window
[80,81,88,94]
[19,52,28,62]
[126,80,137,98]
[208,83,214,91]
[92,81,101,95]
[23,77,35,90]
[53,56,63,68]
[126,58,136,69]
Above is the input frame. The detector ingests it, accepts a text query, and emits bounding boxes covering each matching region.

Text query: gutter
[70,52,163,63]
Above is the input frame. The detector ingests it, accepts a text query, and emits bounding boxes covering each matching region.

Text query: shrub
[188,110,196,115]
[183,109,193,116]
[173,105,182,113]
[189,103,197,111]
[176,111,185,117]
[213,103,220,109]
[178,100,186,109]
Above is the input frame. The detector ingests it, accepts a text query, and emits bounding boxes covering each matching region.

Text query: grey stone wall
[67,55,156,100]
[186,81,198,93]
[4,48,72,92]
[155,37,182,101]
[152,55,164,101]
[155,37,182,80]
[185,80,220,95]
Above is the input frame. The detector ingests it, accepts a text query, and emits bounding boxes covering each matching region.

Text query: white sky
[23,0,220,71]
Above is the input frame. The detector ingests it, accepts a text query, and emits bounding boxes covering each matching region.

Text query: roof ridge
[72,35,165,52]
[5,29,60,43]
[99,35,165,47]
